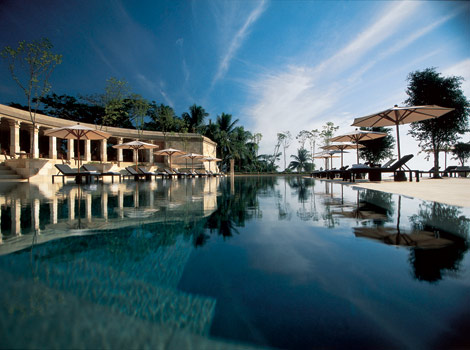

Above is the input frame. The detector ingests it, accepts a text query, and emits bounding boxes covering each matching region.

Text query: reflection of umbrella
[44,124,111,174]
[203,156,222,172]
[113,141,159,170]
[154,148,186,169]
[330,130,387,163]
[351,105,454,160]
[179,153,205,172]
[322,142,363,168]
[354,227,454,249]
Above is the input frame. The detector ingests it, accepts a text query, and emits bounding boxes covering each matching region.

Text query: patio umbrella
[179,153,205,172]
[330,130,387,164]
[154,148,186,169]
[44,124,111,175]
[113,141,159,170]
[203,156,222,172]
[313,151,340,170]
[322,142,364,168]
[351,105,454,160]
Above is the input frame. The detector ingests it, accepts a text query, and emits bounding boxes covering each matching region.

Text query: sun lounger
[82,164,121,183]
[138,166,166,180]
[53,164,98,184]
[440,165,457,177]
[349,154,416,182]
[451,166,470,177]
[124,166,149,181]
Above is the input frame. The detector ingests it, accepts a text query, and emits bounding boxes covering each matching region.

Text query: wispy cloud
[443,59,470,96]
[211,0,267,87]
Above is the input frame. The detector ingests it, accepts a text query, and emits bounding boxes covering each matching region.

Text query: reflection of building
[0,180,219,255]
[0,179,222,343]
[0,104,217,180]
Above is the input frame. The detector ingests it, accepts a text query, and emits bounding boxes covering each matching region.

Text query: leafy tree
[251,133,262,157]
[38,93,104,124]
[406,68,470,178]
[1,38,62,155]
[297,129,319,169]
[182,104,209,133]
[145,102,185,142]
[289,148,311,172]
[452,142,470,166]
[125,94,149,136]
[102,77,132,128]
[320,122,339,147]
[359,126,395,165]
[277,131,292,171]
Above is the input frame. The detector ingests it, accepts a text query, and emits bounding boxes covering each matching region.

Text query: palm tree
[289,148,311,172]
[182,104,209,133]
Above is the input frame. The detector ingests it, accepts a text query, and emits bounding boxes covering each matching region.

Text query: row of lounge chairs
[311,154,470,182]
[311,154,419,182]
[52,164,224,183]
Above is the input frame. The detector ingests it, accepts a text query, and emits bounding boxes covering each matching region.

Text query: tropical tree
[182,104,209,133]
[145,103,185,142]
[320,122,339,147]
[1,38,62,156]
[251,133,262,157]
[125,94,149,136]
[277,131,292,171]
[289,148,311,172]
[37,93,104,124]
[452,142,470,166]
[359,126,395,165]
[406,68,470,178]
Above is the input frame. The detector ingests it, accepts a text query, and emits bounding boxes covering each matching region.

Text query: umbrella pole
[341,149,344,168]
[395,124,401,161]
[356,143,359,164]
[191,158,194,172]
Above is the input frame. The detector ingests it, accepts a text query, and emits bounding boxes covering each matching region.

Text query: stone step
[0,170,17,175]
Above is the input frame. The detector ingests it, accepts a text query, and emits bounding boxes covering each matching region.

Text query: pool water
[0,177,469,349]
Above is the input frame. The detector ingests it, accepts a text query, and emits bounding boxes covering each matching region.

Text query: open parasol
[113,140,159,170]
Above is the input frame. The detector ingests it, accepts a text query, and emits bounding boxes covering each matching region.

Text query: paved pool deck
[345,177,470,208]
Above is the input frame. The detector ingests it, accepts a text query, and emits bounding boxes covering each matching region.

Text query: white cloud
[442,59,470,96]
[211,0,267,87]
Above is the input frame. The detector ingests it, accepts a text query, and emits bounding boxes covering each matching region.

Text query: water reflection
[0,176,469,349]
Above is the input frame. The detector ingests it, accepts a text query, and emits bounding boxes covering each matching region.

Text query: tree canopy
[406,68,470,177]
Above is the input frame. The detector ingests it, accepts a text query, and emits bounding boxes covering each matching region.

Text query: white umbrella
[313,151,340,170]
[351,105,454,160]
[44,124,111,174]
[322,142,364,168]
[330,130,387,164]
[203,156,222,172]
[113,140,159,170]
[154,148,186,169]
[179,153,205,172]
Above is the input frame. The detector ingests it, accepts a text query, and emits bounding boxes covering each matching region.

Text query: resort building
[0,104,217,180]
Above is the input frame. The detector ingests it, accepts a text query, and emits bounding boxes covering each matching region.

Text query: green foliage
[1,38,62,154]
[277,131,292,171]
[182,104,209,133]
[406,68,470,176]
[452,142,470,166]
[320,122,339,147]
[125,94,149,136]
[38,93,104,124]
[102,77,132,128]
[289,148,311,172]
[359,126,395,164]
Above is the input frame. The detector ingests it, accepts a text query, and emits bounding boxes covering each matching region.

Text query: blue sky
[1,0,469,169]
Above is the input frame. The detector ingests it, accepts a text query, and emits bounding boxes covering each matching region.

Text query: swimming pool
[0,177,469,349]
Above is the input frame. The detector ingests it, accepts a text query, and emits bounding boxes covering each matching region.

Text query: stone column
[11,199,21,236]
[29,124,39,158]
[32,198,40,233]
[100,139,107,162]
[49,136,57,159]
[118,188,124,218]
[148,144,154,164]
[84,140,91,162]
[86,193,92,222]
[101,191,108,219]
[50,197,58,224]
[67,139,75,161]
[117,138,123,162]
[8,120,20,156]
